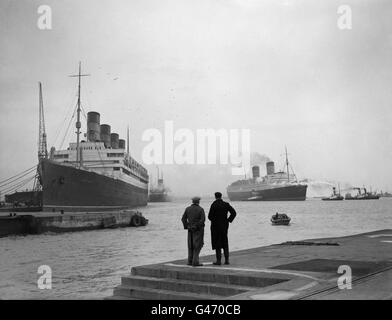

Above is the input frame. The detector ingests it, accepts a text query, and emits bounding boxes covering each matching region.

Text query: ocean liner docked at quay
[38,64,149,211]
[226,149,307,201]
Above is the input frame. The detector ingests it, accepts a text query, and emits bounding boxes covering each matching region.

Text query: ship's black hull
[227,185,307,201]
[39,159,148,211]
[322,197,344,201]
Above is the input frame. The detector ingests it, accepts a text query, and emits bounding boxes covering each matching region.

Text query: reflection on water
[0,198,391,299]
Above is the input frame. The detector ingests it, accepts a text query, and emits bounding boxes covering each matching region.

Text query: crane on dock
[0,83,47,206]
[37,82,48,162]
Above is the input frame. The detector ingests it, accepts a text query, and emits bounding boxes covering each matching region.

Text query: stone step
[131,265,289,288]
[121,275,256,297]
[113,285,221,300]
[105,295,138,300]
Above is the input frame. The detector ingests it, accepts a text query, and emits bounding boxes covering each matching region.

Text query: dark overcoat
[181,204,205,250]
[208,199,236,250]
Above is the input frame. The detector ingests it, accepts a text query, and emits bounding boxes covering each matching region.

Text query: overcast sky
[1,0,391,196]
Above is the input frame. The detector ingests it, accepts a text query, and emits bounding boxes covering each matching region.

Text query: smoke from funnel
[250,152,271,166]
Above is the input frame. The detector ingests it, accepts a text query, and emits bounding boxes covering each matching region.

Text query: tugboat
[322,186,344,201]
[345,187,380,200]
[271,212,291,225]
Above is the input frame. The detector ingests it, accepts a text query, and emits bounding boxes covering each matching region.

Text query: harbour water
[0,198,391,300]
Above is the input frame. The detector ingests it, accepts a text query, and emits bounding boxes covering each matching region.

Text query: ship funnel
[100,124,111,148]
[252,166,260,179]
[266,161,275,175]
[118,139,126,149]
[87,111,101,142]
[110,133,119,149]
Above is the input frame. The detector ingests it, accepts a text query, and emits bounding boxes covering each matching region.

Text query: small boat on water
[271,213,291,225]
[322,186,344,201]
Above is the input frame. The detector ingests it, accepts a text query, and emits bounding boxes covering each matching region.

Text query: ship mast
[285,146,290,182]
[69,62,90,168]
[127,125,130,156]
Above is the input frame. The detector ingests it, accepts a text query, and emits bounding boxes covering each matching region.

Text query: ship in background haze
[345,187,379,200]
[377,191,392,198]
[148,167,171,202]
[227,148,307,201]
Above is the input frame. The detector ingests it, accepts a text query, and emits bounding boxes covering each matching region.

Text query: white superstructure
[50,141,148,190]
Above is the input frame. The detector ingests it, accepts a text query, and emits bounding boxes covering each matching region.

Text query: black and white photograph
[0,0,391,308]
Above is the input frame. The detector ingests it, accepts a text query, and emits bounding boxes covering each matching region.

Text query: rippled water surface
[0,198,391,299]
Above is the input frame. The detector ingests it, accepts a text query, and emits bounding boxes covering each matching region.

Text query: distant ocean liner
[38,64,149,211]
[148,167,171,202]
[226,148,307,201]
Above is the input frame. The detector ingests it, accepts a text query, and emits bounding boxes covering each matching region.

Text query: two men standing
[181,192,236,267]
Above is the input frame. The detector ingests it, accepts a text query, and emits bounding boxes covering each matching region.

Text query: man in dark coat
[208,192,237,265]
[181,196,205,267]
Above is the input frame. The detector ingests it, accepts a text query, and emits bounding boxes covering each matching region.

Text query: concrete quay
[109,229,392,300]
[0,210,148,237]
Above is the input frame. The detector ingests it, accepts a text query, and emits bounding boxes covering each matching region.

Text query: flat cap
[191,196,201,202]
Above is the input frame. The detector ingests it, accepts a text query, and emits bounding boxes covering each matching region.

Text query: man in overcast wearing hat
[208,192,237,265]
[181,196,205,267]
